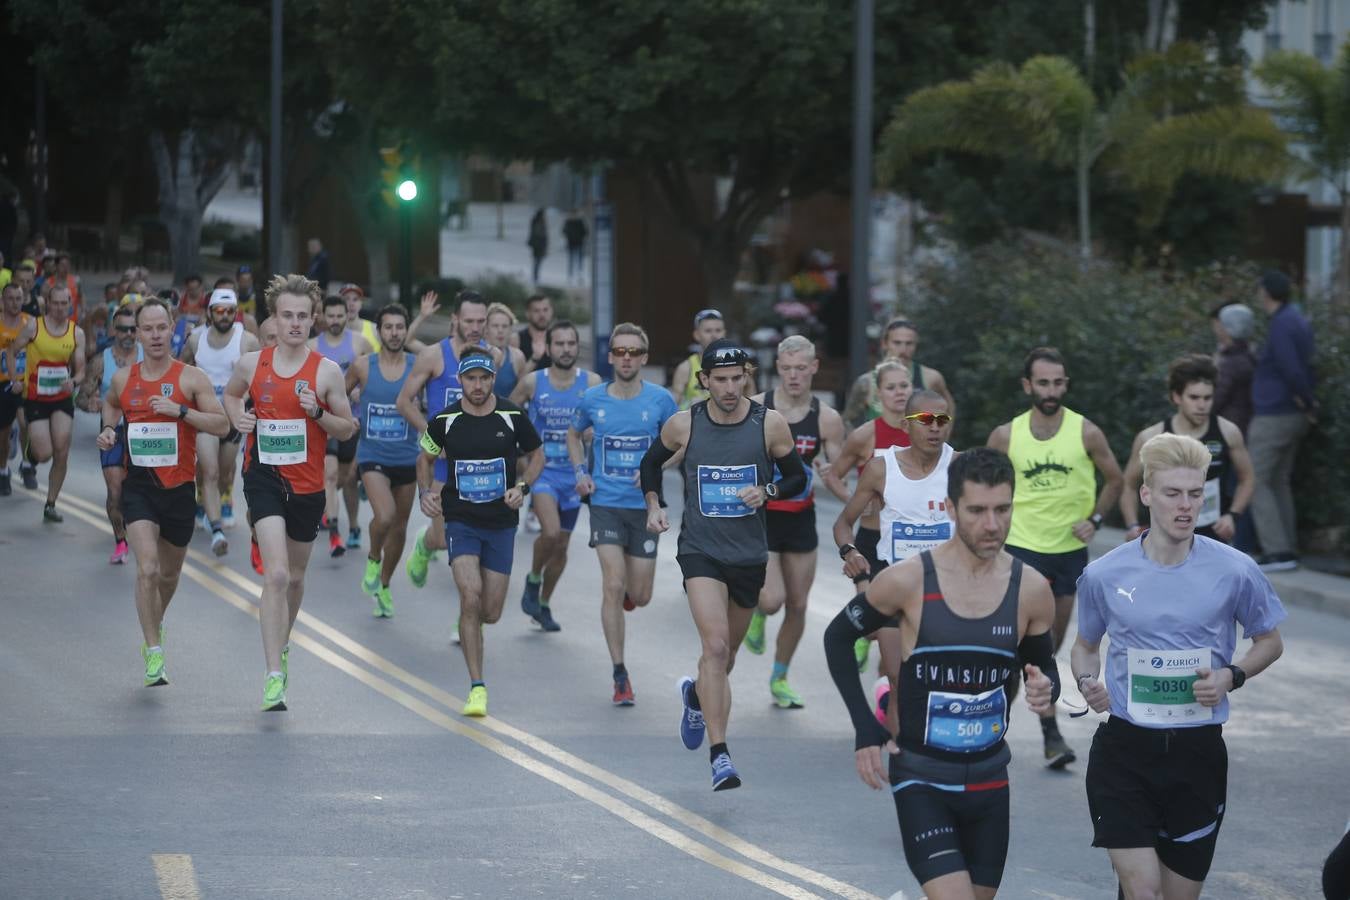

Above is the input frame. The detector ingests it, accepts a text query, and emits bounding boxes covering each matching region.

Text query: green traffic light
[397,179,418,202]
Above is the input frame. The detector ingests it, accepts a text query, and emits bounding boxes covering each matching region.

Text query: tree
[1256,44,1350,307]
[878,43,1290,259]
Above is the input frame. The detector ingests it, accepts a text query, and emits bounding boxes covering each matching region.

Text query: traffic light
[397,179,417,202]
[379,145,419,207]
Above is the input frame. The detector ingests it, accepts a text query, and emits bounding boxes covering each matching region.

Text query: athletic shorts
[677,553,767,610]
[852,525,887,585]
[1086,717,1227,882]
[326,432,359,463]
[242,474,326,543]
[890,746,1011,889]
[1005,544,1088,598]
[532,467,581,517]
[588,505,658,559]
[766,506,818,554]
[0,389,20,429]
[24,397,74,422]
[445,519,516,575]
[100,422,127,469]
[121,481,196,548]
[357,460,417,488]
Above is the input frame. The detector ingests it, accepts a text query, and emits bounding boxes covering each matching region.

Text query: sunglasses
[114,325,137,333]
[904,412,952,426]
[611,346,647,358]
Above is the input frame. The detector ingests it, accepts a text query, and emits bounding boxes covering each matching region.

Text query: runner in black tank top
[823,448,1063,895]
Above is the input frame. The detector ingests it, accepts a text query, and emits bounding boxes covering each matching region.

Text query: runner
[78,304,143,562]
[5,284,84,521]
[97,297,230,687]
[181,288,260,555]
[170,275,206,357]
[1072,433,1285,899]
[987,345,1123,769]
[509,319,600,631]
[510,292,554,374]
[669,308,726,410]
[485,302,526,400]
[743,335,847,709]
[843,318,955,429]
[396,290,499,593]
[417,350,543,717]
[1120,353,1254,545]
[247,314,280,574]
[222,274,357,711]
[640,339,806,790]
[311,294,373,557]
[567,322,678,704]
[824,447,1060,898]
[339,284,382,353]
[346,304,421,618]
[0,282,32,496]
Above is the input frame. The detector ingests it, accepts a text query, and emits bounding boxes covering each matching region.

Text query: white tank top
[194,322,245,393]
[877,443,955,565]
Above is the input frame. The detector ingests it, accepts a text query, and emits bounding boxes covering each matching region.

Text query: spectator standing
[306,238,331,292]
[562,209,588,283]
[1248,270,1316,572]
[1212,301,1259,553]
[528,208,548,284]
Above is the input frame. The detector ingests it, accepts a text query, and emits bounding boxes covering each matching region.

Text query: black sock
[613,663,627,681]
[1041,716,1060,736]
[709,742,728,763]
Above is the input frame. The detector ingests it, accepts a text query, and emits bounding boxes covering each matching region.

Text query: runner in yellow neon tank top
[987,345,1123,769]
[670,308,726,410]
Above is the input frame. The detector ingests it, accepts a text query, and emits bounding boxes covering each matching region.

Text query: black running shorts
[243,472,326,543]
[326,432,359,463]
[766,507,818,554]
[677,553,767,610]
[23,397,74,422]
[1086,716,1227,882]
[121,481,196,548]
[0,389,20,429]
[1004,544,1088,598]
[357,461,417,488]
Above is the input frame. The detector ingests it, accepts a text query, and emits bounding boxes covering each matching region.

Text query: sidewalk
[440,202,589,293]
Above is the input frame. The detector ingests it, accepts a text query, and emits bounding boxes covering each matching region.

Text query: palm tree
[878,42,1290,259]
[1256,44,1350,306]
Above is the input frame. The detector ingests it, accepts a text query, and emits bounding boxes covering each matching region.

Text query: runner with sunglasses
[78,304,142,564]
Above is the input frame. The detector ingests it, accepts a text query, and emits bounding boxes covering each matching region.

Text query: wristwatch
[838,543,859,561]
[177,404,188,420]
[310,406,324,421]
[1089,512,1105,530]
[1224,664,1246,690]
[764,482,779,499]
[516,481,531,496]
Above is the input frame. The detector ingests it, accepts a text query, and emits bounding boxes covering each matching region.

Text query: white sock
[267,670,283,679]
[147,645,162,653]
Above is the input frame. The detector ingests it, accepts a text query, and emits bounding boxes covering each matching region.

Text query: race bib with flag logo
[890,521,952,563]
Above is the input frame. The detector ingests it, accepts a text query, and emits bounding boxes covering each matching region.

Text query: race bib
[364,402,408,442]
[890,521,952,562]
[35,364,70,396]
[923,686,1007,753]
[126,421,178,468]
[1197,477,1221,528]
[443,385,462,408]
[697,464,756,518]
[601,434,649,479]
[542,428,570,462]
[257,418,307,465]
[455,457,507,503]
[1127,647,1213,723]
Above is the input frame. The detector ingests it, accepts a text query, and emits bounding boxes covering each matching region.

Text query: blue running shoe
[520,576,542,619]
[678,676,705,750]
[711,752,741,791]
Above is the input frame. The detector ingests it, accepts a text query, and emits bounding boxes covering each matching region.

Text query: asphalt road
[2,409,1347,899]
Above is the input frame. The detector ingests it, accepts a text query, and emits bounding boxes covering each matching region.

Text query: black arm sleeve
[771,447,808,499]
[639,440,677,506]
[1018,630,1062,704]
[824,594,896,750]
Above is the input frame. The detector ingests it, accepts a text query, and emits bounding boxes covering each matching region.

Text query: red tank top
[119,360,198,488]
[858,416,910,474]
[244,346,328,494]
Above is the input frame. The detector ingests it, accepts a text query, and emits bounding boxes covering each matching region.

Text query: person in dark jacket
[1211,303,1257,434]
[562,209,588,282]
[1247,271,1316,572]
[528,208,548,284]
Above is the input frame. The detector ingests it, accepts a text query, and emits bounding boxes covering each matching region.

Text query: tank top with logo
[763,390,820,513]
[1006,408,1095,554]
[119,360,198,488]
[678,400,773,566]
[357,353,420,467]
[427,338,487,482]
[877,444,955,565]
[528,368,590,473]
[244,347,328,495]
[25,316,77,401]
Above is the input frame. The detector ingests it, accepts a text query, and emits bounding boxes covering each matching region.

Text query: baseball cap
[340,283,365,298]
[208,288,238,308]
[693,308,723,326]
[458,353,496,377]
[701,338,749,371]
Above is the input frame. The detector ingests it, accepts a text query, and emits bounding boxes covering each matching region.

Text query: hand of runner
[646,507,669,534]
[95,426,117,450]
[738,485,767,509]
[419,291,438,317]
[148,396,180,418]
[10,379,24,394]
[841,549,870,580]
[1211,514,1236,542]
[1192,667,1230,707]
[1079,674,1110,712]
[503,486,525,510]
[1023,663,1053,714]
[1124,524,1144,542]
[576,473,595,498]
[419,488,441,518]
[234,409,257,434]
[1071,518,1097,543]
[297,387,320,418]
[855,739,897,790]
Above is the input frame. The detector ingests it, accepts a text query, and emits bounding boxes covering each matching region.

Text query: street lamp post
[397,179,417,305]
[849,0,874,386]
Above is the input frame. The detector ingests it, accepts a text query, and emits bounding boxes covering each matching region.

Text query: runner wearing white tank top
[878,442,955,565]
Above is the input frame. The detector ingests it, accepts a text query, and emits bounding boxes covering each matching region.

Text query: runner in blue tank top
[396,290,500,599]
[346,304,421,618]
[510,319,600,632]
[485,302,526,400]
[568,323,677,704]
[311,295,374,556]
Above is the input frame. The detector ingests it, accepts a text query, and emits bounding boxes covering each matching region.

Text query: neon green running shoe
[406,527,431,589]
[462,684,487,717]
[373,586,394,619]
[770,677,803,709]
[262,674,287,711]
[854,637,870,673]
[744,610,766,655]
[361,558,381,595]
[142,645,168,687]
[281,644,290,686]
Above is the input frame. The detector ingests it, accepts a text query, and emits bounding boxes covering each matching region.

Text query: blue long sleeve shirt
[1253,303,1315,416]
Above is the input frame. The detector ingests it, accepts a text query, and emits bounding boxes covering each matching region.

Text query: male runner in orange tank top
[223,274,356,711]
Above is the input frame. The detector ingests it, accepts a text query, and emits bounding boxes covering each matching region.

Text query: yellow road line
[28,488,860,899]
[151,853,201,900]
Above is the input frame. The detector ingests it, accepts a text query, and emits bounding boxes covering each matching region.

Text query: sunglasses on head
[611,346,647,358]
[904,411,952,426]
[694,308,722,325]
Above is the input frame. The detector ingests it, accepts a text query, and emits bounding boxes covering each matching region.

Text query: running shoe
[195,506,207,531]
[281,644,290,684]
[711,752,741,791]
[770,677,804,709]
[142,645,168,687]
[534,604,561,632]
[406,527,431,588]
[346,527,361,550]
[221,499,235,529]
[613,676,635,706]
[462,685,488,717]
[42,502,62,523]
[873,676,891,727]
[211,529,229,557]
[525,510,541,533]
[854,637,870,673]
[622,592,635,612]
[373,586,394,619]
[262,674,287,711]
[361,558,381,595]
[450,621,460,645]
[520,576,543,619]
[328,529,345,558]
[1258,553,1299,573]
[1043,731,1076,769]
[744,610,766,655]
[0,470,10,496]
[20,462,37,490]
[250,539,264,575]
[109,539,129,565]
[678,676,705,750]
